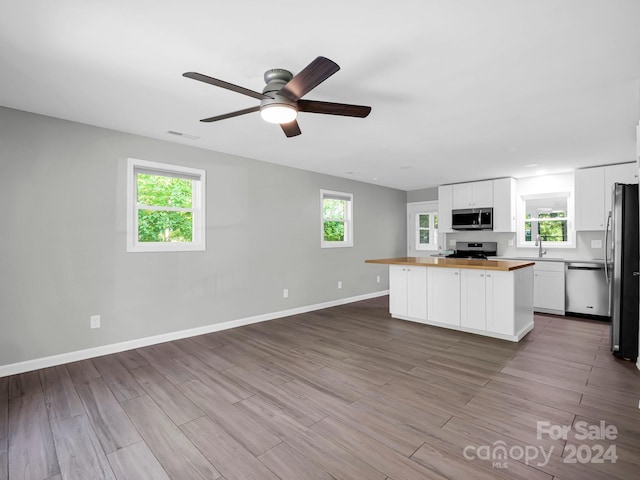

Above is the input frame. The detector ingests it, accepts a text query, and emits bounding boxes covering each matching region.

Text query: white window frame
[127,158,206,252]
[408,201,439,251]
[517,191,575,248]
[320,189,353,248]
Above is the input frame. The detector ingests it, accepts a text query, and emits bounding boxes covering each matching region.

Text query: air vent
[166,130,200,140]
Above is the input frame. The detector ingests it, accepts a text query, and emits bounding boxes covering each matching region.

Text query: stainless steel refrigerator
[606,183,639,361]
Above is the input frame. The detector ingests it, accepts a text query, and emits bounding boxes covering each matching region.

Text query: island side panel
[514,266,535,338]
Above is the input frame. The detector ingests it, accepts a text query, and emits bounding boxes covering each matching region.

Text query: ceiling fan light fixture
[260,104,298,124]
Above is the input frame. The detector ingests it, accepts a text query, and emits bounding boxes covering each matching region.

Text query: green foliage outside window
[418,213,438,246]
[323,198,346,241]
[324,221,345,241]
[419,214,430,244]
[524,211,567,242]
[137,174,194,242]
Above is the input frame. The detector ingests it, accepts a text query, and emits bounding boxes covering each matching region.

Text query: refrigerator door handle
[604,211,611,283]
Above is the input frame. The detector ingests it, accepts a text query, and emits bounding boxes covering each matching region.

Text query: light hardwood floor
[1,296,639,479]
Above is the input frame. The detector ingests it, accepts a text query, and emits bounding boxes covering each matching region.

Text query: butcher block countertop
[365,256,535,271]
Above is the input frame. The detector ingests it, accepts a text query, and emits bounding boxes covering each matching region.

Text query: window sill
[321,242,354,249]
[127,243,205,253]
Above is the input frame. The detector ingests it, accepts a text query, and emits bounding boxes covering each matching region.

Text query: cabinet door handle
[486,274,491,277]
[454,271,459,275]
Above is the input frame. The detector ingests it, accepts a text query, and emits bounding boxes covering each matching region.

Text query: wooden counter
[365,256,534,271]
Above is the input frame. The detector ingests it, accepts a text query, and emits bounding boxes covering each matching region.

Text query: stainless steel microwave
[451,208,493,230]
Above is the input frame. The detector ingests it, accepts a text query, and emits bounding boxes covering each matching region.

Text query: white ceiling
[1,1,639,191]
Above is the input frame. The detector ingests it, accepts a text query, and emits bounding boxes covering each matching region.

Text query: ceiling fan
[183,56,371,138]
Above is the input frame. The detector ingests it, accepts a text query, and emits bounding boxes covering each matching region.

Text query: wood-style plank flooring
[1,296,639,479]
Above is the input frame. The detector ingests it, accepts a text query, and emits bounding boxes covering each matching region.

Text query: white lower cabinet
[460,269,486,330]
[533,261,565,314]
[428,268,460,326]
[389,265,427,320]
[388,265,534,341]
[461,269,516,335]
[485,270,516,335]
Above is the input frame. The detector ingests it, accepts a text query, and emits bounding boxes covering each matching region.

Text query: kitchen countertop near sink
[490,256,606,264]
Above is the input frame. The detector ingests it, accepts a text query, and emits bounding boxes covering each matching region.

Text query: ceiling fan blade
[183,72,270,100]
[298,100,371,118]
[278,57,340,102]
[280,120,302,137]
[200,106,260,123]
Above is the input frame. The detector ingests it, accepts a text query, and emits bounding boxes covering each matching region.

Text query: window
[518,192,574,247]
[407,201,439,253]
[416,211,439,250]
[321,190,353,248]
[127,158,205,252]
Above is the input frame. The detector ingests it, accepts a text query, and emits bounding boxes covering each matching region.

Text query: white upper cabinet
[575,167,605,231]
[439,178,513,232]
[452,180,493,209]
[438,184,453,233]
[576,163,638,231]
[492,177,516,232]
[604,163,638,222]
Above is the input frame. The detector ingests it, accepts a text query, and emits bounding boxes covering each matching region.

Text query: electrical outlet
[376,275,381,283]
[283,288,289,298]
[337,280,342,289]
[508,238,514,247]
[591,239,602,249]
[90,314,100,329]
[449,239,456,246]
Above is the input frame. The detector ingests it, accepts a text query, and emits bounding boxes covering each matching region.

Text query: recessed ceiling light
[535,169,547,176]
[372,177,378,181]
[525,163,539,168]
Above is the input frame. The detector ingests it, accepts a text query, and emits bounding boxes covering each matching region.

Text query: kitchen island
[366,257,535,342]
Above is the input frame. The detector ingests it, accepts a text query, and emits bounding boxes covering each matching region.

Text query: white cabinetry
[605,162,639,186]
[428,268,460,326]
[389,265,427,321]
[461,269,525,336]
[452,180,493,209]
[533,261,565,315]
[575,163,638,231]
[604,163,638,224]
[486,270,517,335]
[437,185,453,233]
[387,264,534,341]
[460,269,486,330]
[575,167,605,231]
[492,178,516,232]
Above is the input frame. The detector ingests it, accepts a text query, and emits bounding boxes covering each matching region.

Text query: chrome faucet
[535,234,546,258]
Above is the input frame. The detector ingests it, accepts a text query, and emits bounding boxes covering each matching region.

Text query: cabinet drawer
[534,261,565,272]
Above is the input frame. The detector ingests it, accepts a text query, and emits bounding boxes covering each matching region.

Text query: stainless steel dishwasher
[565,262,610,317]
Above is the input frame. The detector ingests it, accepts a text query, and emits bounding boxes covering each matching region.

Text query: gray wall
[0,107,406,367]
[407,186,438,203]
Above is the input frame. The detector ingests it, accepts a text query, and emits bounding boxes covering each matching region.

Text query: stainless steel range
[447,241,497,260]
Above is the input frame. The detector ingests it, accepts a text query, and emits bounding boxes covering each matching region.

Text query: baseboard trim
[0,290,389,378]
